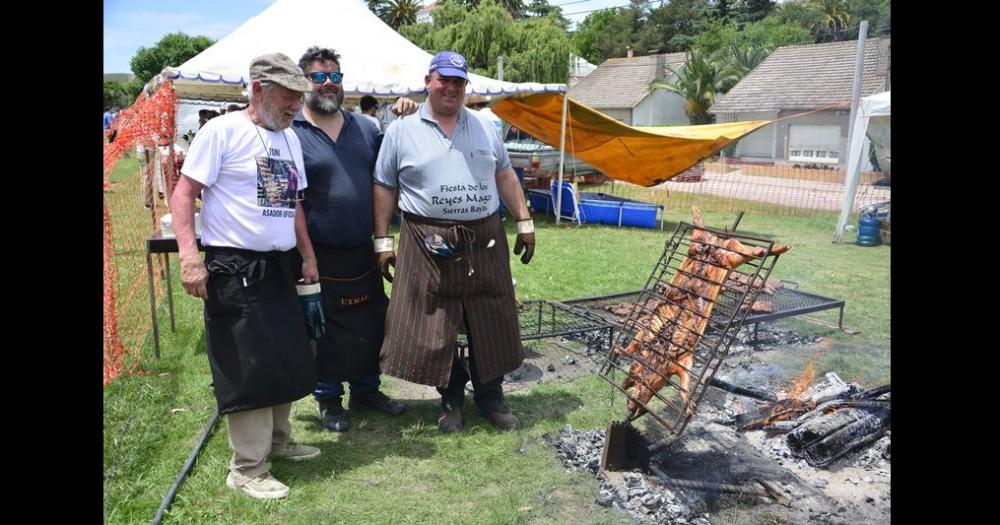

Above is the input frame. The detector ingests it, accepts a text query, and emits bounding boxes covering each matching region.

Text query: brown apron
[379,212,523,386]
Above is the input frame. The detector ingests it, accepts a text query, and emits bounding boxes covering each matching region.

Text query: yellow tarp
[493,92,773,187]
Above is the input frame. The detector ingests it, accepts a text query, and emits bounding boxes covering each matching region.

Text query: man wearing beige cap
[170,52,322,500]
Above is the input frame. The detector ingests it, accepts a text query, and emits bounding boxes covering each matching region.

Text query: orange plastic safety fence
[104,82,179,387]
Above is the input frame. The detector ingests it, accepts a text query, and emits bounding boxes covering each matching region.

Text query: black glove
[296,282,326,340]
[377,251,396,282]
[513,232,535,264]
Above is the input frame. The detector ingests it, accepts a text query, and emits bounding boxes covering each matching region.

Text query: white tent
[835,90,890,241]
[158,0,565,101]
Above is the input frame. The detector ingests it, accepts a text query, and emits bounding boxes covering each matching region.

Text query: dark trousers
[436,313,508,413]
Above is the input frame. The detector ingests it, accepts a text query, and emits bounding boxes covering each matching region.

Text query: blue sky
[103,0,623,74]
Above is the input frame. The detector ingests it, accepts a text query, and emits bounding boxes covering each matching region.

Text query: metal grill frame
[558,284,845,332]
[456,300,614,349]
[593,220,788,445]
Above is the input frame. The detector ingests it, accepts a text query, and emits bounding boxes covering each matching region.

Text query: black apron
[312,242,388,381]
[204,247,316,414]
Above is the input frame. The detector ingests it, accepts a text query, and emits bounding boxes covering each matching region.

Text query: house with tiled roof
[710,37,890,165]
[416,1,438,24]
[569,51,689,126]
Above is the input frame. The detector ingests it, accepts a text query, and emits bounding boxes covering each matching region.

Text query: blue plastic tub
[578,192,661,229]
[527,189,551,214]
[529,186,662,229]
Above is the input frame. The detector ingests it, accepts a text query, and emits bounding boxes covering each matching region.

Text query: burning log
[786,405,891,467]
[735,398,816,430]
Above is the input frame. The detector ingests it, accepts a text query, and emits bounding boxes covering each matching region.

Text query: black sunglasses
[308,71,344,84]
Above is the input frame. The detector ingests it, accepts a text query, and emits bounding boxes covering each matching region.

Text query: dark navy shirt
[292,110,382,248]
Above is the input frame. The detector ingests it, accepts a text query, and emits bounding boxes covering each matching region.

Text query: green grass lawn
[104,205,889,524]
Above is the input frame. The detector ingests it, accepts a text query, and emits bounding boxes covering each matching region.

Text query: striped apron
[379,212,524,386]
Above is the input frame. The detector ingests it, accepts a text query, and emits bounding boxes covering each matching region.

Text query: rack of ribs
[614,206,790,419]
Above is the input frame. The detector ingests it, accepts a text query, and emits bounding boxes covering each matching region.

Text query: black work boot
[477,396,520,431]
[349,390,406,415]
[318,397,350,432]
[437,398,464,433]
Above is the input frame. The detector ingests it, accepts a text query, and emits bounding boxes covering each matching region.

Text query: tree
[740,15,813,49]
[505,17,571,83]
[844,0,890,38]
[129,32,215,84]
[381,0,422,29]
[526,0,556,17]
[451,0,516,75]
[571,8,631,64]
[367,0,388,18]
[103,80,130,110]
[400,0,569,83]
[640,0,711,54]
[808,0,851,42]
[459,0,525,19]
[739,0,775,23]
[651,49,725,124]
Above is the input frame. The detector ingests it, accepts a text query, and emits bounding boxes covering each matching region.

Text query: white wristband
[374,236,394,253]
[516,219,535,235]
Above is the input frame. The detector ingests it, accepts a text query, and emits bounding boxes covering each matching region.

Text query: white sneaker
[226,471,289,500]
[269,440,321,461]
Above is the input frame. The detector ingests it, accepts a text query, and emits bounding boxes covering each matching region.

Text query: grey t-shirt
[374,103,510,221]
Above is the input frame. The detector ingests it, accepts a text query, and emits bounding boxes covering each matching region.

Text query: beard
[306,87,343,115]
[258,101,293,131]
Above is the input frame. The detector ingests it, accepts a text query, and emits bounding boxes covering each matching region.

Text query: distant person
[359,95,382,131]
[198,109,221,129]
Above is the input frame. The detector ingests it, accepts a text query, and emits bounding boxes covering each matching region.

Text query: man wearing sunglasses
[373,51,536,434]
[291,46,418,433]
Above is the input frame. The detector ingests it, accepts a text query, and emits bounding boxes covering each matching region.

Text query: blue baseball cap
[429,51,469,81]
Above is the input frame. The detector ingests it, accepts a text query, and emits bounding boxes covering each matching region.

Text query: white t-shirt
[181,112,308,252]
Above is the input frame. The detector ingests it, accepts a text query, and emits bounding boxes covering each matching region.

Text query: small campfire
[730,360,891,468]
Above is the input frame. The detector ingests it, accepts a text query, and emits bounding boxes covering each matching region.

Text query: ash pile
[550,424,711,525]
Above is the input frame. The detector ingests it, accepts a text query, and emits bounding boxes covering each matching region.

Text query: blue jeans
[313,374,381,401]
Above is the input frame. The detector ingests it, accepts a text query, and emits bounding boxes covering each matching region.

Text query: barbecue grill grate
[595,219,788,446]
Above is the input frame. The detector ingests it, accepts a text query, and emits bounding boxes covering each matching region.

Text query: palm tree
[650,49,725,125]
[809,0,851,42]
[366,0,387,17]
[718,44,771,92]
[494,0,526,19]
[381,0,421,29]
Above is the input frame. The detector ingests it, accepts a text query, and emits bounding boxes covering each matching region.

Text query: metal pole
[150,409,220,525]
[497,55,504,82]
[556,88,569,225]
[834,20,869,242]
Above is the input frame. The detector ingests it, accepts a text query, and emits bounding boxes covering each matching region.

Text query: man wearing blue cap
[373,51,537,433]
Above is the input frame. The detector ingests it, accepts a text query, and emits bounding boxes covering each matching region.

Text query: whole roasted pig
[615,206,790,419]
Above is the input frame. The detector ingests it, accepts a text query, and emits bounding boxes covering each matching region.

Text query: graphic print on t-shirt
[256,156,300,208]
